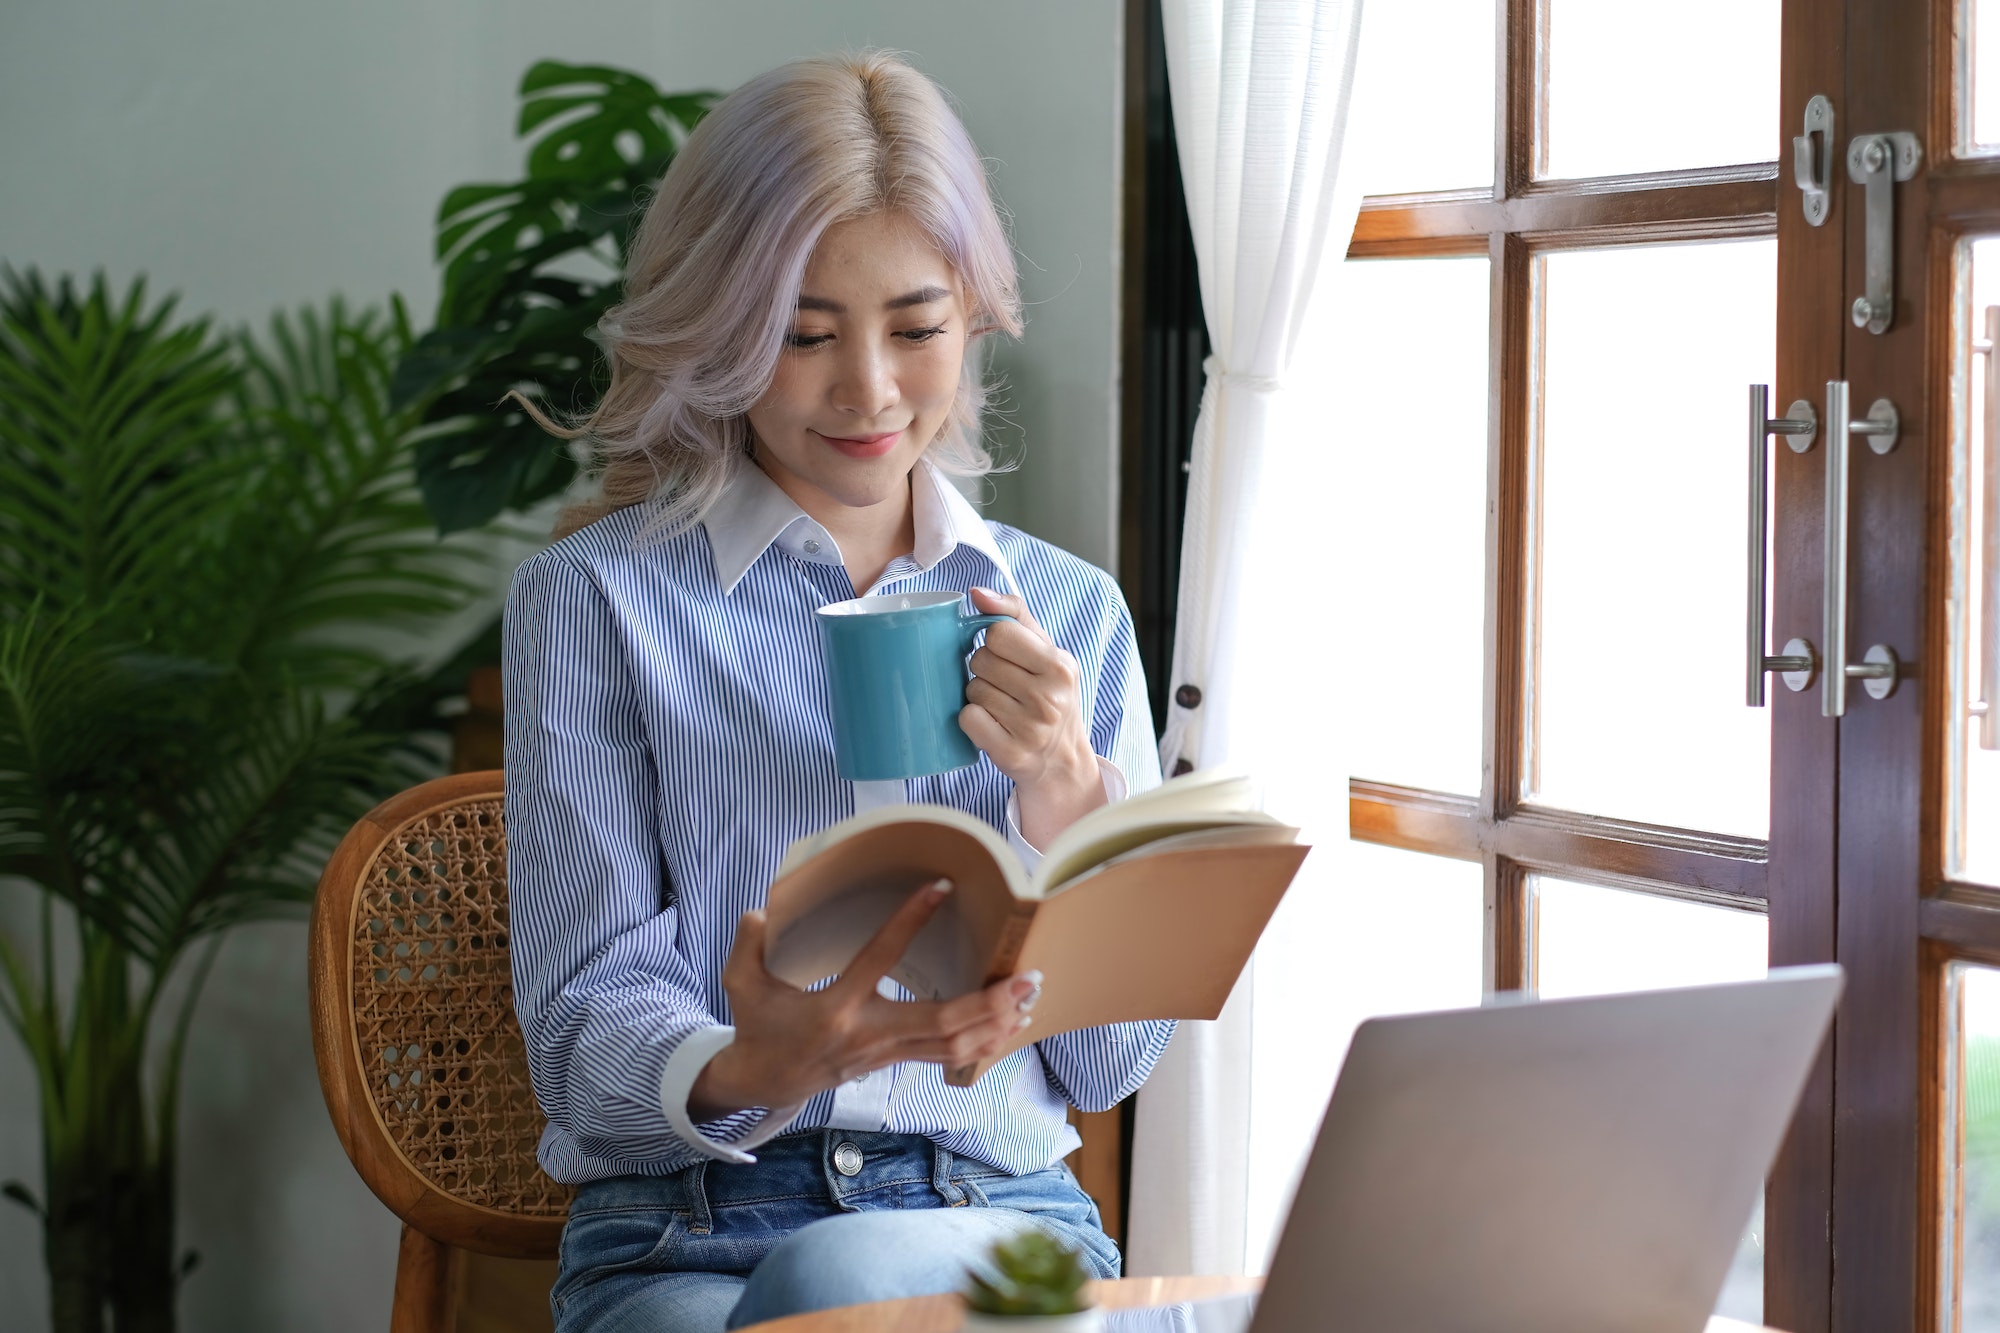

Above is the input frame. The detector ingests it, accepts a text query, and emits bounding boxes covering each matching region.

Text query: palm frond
[0,605,130,902]
[3,283,494,974]
[0,269,246,618]
[0,604,234,955]
[124,679,431,962]
[194,303,484,685]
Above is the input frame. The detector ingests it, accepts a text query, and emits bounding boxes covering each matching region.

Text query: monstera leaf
[394,61,720,531]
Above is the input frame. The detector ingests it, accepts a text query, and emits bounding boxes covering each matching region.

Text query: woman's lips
[813,428,904,459]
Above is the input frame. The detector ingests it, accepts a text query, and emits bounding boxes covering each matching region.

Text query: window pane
[1248,840,1485,1265]
[1541,0,1778,179]
[1533,878,1769,999]
[1951,239,2000,886]
[1971,0,2000,152]
[1534,876,1769,1323]
[1311,257,1488,796]
[1952,965,2000,1328]
[1531,241,1775,837]
[1346,0,1494,195]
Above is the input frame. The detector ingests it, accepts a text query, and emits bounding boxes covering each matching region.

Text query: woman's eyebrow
[794,286,950,315]
[884,285,950,310]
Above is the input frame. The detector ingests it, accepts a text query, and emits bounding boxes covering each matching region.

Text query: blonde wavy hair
[538,50,1024,543]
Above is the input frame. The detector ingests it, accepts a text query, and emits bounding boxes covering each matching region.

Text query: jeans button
[833,1141,865,1177]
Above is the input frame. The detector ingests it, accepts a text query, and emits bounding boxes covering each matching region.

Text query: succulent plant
[963,1229,1094,1317]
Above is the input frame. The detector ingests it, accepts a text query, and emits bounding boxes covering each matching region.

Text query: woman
[503,50,1172,1332]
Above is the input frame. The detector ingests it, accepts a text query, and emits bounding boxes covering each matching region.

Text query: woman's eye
[787,332,832,349]
[899,325,948,344]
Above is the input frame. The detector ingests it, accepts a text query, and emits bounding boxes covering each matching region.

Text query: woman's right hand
[687,880,1043,1121]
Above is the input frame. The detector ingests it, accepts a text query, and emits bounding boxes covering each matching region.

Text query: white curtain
[1127,0,1368,1278]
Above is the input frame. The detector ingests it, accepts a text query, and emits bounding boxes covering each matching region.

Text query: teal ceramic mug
[816,590,1014,780]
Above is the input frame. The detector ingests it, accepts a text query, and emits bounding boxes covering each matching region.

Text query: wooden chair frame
[309,770,567,1331]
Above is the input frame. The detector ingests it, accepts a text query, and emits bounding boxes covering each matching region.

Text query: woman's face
[747,210,969,515]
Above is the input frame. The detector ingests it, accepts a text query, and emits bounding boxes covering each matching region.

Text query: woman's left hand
[960,587,1107,847]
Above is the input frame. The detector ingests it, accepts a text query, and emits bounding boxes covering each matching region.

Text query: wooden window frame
[1117,0,2000,1325]
[1344,0,1780,980]
[1112,7,1950,1328]
[1855,1,2000,1328]
[1341,1,2000,1328]
[1345,6,1849,1325]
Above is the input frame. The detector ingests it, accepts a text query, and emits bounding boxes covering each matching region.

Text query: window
[1126,2,1995,1324]
[1337,4,1782,1319]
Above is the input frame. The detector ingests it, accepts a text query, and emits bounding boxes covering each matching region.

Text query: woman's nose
[828,342,899,419]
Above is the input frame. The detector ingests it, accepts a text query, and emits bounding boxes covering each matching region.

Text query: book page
[1031,769,1264,894]
[1036,811,1288,895]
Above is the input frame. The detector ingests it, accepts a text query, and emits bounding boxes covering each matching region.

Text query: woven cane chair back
[309,770,571,1257]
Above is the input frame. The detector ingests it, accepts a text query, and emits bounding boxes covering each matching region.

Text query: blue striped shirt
[503,458,1173,1182]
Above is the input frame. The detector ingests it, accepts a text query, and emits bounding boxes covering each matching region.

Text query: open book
[763,770,1310,1086]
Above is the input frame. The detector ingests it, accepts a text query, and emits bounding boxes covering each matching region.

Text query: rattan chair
[309,770,568,1333]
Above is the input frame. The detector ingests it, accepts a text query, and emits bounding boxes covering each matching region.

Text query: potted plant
[961,1230,1104,1332]
[0,271,491,1331]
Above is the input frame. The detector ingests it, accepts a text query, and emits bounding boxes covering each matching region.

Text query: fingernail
[1013,971,1043,1011]
[1016,1013,1034,1030]
[931,878,954,897]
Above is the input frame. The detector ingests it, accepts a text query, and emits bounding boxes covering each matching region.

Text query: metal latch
[1846,132,1922,334]
[1792,95,1834,227]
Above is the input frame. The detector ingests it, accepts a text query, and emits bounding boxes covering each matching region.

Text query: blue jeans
[552,1130,1121,1332]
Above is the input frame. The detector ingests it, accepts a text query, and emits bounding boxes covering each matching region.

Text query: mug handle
[957,611,1014,656]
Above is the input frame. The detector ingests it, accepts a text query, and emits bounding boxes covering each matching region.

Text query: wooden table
[741,1277,1785,1331]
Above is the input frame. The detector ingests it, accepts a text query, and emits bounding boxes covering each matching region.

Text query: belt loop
[931,1141,968,1207]
[687,1160,713,1235]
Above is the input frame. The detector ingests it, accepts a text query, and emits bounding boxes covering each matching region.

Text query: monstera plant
[394,61,719,532]
[0,270,492,1331]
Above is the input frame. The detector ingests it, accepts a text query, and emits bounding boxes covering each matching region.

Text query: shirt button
[833,1141,865,1177]
[803,539,821,555]
[1175,683,1203,709]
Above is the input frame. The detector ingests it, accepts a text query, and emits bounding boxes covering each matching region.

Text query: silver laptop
[1113,965,1841,1333]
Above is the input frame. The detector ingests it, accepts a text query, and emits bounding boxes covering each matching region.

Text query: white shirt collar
[702,456,1015,596]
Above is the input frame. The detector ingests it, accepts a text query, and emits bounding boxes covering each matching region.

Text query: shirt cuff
[658,1026,806,1164]
[1004,755,1130,873]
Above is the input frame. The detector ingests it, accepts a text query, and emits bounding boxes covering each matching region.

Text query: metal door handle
[1979,308,2000,748]
[1747,385,1819,706]
[1823,380,1904,717]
